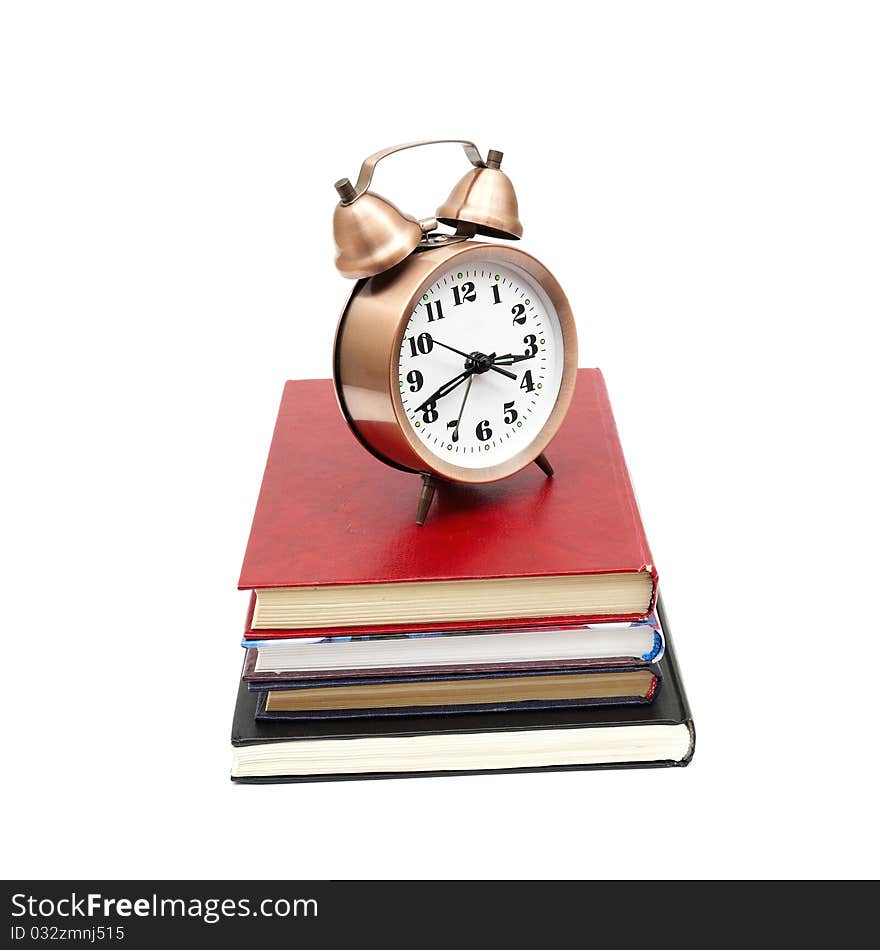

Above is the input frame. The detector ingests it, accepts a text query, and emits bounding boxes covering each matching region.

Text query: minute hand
[414,370,474,413]
[492,353,534,365]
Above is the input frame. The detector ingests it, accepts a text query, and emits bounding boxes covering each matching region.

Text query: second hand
[452,374,474,444]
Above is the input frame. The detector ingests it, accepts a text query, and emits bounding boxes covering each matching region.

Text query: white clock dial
[397,259,565,469]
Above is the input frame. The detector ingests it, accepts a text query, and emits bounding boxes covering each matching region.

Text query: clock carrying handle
[348,140,486,203]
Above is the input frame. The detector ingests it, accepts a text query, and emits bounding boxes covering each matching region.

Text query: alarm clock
[331,139,578,524]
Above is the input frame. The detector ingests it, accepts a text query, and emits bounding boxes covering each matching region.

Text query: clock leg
[415,474,437,526]
[534,452,554,477]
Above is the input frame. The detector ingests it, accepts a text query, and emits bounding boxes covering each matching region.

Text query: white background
[2,2,878,880]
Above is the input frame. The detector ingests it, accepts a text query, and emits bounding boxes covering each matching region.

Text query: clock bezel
[333,241,578,484]
[392,245,577,482]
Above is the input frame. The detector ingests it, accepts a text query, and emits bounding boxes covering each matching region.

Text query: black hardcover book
[230,597,694,783]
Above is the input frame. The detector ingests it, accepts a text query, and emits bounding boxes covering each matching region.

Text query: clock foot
[415,474,437,526]
[534,452,554,477]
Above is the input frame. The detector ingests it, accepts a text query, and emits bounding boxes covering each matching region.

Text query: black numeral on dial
[421,401,439,424]
[476,419,492,441]
[492,284,502,305]
[503,401,518,424]
[425,301,444,322]
[511,304,526,325]
[523,334,538,357]
[408,332,434,358]
[452,282,477,306]
[406,369,423,392]
[520,370,536,393]
[446,419,460,442]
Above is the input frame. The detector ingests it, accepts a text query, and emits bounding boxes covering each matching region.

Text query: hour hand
[492,353,533,366]
[414,370,473,413]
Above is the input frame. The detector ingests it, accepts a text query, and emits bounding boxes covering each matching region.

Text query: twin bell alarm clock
[331,139,578,524]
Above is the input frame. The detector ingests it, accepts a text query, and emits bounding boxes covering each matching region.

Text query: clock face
[397,259,565,470]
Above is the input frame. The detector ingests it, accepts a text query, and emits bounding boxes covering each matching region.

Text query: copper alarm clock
[331,140,578,524]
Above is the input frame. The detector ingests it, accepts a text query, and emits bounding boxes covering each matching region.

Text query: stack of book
[230,369,693,782]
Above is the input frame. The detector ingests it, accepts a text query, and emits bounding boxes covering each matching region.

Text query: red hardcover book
[240,368,656,639]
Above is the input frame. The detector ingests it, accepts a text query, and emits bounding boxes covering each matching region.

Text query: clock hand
[432,339,517,381]
[491,353,533,365]
[414,369,474,413]
[451,373,474,444]
[487,363,516,380]
[430,338,474,361]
